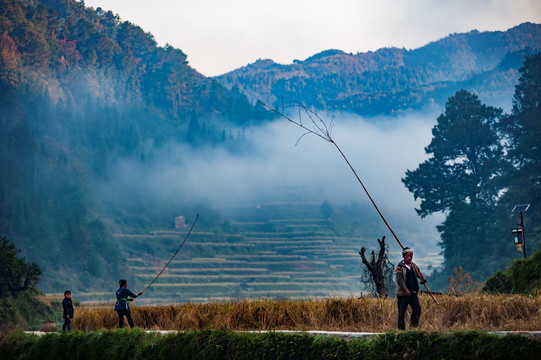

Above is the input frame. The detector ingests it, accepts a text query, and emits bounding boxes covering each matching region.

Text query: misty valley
[71,112,444,303]
[1,0,540,316]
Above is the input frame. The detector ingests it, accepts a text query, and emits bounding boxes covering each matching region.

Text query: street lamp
[511,204,530,258]
[512,227,523,253]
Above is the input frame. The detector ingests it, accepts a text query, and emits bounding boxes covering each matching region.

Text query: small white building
[175,216,186,229]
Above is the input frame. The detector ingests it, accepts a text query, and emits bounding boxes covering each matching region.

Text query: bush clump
[1,329,541,360]
[484,249,541,294]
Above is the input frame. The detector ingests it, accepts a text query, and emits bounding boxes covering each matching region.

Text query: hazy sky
[84,0,541,76]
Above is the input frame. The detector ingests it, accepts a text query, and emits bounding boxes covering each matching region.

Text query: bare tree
[359,236,394,297]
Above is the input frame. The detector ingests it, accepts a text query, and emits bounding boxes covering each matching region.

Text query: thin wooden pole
[260,101,438,303]
[140,214,199,295]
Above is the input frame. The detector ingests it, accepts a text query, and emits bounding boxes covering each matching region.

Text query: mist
[96,110,445,255]
[187,113,437,207]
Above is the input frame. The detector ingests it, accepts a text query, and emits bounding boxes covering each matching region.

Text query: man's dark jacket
[395,260,425,296]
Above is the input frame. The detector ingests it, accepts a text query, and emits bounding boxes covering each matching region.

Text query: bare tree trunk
[359,236,392,297]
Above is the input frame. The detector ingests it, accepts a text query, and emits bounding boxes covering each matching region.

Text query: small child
[114,280,142,328]
[62,290,74,331]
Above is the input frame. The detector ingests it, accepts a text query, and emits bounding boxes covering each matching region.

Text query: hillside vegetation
[484,249,541,294]
[0,237,56,332]
[2,328,540,360]
[0,0,270,293]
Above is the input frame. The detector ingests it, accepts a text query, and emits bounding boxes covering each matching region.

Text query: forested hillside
[0,0,270,293]
[215,23,541,116]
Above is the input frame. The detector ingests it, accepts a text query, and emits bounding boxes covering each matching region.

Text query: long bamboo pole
[140,214,199,295]
[260,101,438,303]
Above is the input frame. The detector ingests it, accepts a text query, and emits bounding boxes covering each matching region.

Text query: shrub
[1,329,540,360]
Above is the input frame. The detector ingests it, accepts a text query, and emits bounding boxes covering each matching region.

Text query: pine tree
[499,53,541,251]
[402,90,508,279]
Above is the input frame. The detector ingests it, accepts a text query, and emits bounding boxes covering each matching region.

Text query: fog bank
[100,110,444,255]
[184,112,438,211]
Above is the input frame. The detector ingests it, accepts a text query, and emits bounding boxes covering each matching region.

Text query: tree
[187,110,201,144]
[0,33,21,88]
[359,236,394,297]
[402,90,508,279]
[446,265,481,294]
[0,237,41,298]
[499,53,541,250]
[501,53,541,181]
[403,90,505,216]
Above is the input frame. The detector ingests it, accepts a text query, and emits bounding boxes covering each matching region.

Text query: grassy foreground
[72,294,541,332]
[1,328,540,360]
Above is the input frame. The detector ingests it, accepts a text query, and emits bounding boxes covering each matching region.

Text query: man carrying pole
[395,247,426,330]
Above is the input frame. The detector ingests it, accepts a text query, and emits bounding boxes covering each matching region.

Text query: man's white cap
[402,248,413,256]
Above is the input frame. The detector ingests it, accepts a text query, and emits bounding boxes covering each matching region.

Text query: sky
[84,0,541,77]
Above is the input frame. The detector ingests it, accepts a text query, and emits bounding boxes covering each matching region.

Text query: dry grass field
[72,294,541,332]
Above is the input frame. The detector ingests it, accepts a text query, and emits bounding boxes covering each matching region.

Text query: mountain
[214,23,541,115]
[0,0,270,293]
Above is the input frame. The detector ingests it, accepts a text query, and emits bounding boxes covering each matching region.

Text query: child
[62,290,74,331]
[114,280,142,328]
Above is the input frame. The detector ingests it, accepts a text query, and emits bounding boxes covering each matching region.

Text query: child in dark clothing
[62,290,74,331]
[114,279,142,328]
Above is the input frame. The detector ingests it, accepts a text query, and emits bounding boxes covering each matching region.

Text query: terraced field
[79,204,443,304]
[118,218,363,303]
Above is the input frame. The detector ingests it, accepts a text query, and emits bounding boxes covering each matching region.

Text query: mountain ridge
[215,22,541,115]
